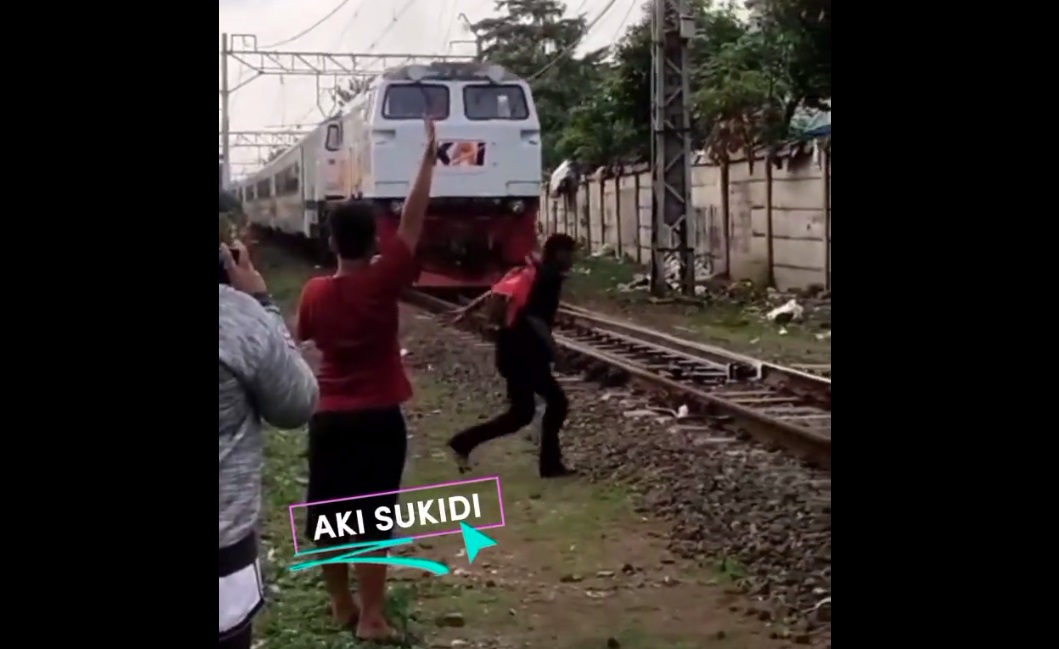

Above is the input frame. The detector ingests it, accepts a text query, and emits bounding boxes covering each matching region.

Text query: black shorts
[304,407,408,546]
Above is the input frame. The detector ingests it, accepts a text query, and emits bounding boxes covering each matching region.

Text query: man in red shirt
[296,117,435,642]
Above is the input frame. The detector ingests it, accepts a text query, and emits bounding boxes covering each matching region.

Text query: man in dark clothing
[447,234,577,478]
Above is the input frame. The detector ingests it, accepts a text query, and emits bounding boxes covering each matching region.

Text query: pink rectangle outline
[287,475,506,555]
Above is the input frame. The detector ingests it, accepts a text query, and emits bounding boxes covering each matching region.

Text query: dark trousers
[219,624,251,649]
[304,407,407,545]
[450,360,569,472]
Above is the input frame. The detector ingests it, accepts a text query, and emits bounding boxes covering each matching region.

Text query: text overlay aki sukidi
[288,475,506,553]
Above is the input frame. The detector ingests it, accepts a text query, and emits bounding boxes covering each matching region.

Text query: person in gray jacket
[219,240,319,649]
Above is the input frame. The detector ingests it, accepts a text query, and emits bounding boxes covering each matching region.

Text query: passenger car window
[325,123,342,151]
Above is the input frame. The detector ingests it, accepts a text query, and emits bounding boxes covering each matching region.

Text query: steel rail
[556,306,831,408]
[403,290,831,468]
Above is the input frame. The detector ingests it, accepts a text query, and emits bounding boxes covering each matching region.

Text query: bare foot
[330,598,360,628]
[356,614,400,642]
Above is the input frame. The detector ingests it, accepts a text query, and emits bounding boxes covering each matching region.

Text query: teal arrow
[460,522,497,564]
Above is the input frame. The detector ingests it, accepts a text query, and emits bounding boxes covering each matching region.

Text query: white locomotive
[233,62,543,263]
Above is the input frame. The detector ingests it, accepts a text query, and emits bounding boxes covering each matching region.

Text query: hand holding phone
[219,242,266,295]
[218,247,240,285]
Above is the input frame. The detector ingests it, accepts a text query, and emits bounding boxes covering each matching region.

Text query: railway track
[404,290,832,468]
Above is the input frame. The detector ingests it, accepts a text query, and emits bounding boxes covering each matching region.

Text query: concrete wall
[539,148,832,290]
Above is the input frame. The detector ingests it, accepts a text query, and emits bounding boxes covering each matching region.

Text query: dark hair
[542,233,576,260]
[329,200,378,260]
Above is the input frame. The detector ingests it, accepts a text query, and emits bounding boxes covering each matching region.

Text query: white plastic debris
[622,409,657,418]
[590,243,616,258]
[637,406,689,420]
[766,299,804,324]
[815,331,831,341]
[615,253,712,293]
[549,160,575,196]
[400,348,409,357]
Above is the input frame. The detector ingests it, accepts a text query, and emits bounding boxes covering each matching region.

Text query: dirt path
[386,357,789,649]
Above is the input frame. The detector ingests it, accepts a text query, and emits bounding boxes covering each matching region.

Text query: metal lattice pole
[650,0,695,296]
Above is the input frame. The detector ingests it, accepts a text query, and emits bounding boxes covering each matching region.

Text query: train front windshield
[463,85,529,120]
[383,84,450,119]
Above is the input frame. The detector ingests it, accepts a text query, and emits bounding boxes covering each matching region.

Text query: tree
[335,77,373,108]
[555,0,750,166]
[750,0,831,121]
[554,71,638,168]
[472,0,609,169]
[695,0,831,160]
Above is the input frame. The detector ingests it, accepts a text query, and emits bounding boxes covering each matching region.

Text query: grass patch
[563,252,830,364]
[565,253,641,304]
[253,244,322,309]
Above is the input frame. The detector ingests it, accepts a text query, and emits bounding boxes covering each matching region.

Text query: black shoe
[448,440,472,474]
[540,464,577,479]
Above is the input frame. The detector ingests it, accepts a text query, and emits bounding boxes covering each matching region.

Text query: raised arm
[396,116,438,251]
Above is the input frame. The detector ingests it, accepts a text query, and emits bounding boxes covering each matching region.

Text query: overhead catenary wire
[438,0,457,51]
[608,0,639,44]
[529,0,623,80]
[364,0,422,54]
[330,0,370,50]
[260,0,356,49]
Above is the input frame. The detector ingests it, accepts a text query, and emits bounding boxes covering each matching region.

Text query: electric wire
[364,0,422,54]
[330,0,369,50]
[261,0,355,49]
[529,0,623,80]
[608,0,639,44]
[439,0,457,51]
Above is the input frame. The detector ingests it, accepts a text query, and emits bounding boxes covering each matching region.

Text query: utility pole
[220,33,231,190]
[218,33,474,183]
[650,0,696,296]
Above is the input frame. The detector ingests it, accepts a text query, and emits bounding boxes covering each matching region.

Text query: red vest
[491,265,537,327]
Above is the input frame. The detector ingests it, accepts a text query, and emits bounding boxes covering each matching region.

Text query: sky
[218,0,648,173]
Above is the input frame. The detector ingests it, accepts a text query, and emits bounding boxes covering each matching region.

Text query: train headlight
[390,200,404,215]
[510,200,525,214]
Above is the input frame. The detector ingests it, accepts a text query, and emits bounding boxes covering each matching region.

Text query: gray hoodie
[219,285,318,549]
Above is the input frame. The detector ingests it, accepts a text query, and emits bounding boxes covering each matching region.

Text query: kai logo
[436,141,486,167]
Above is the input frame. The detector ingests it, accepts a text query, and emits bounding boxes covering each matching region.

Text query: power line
[608,0,640,43]
[331,0,369,49]
[365,0,422,54]
[439,0,457,50]
[261,0,355,49]
[529,0,623,80]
